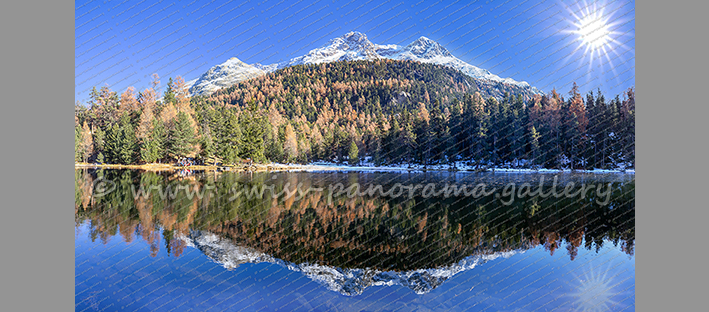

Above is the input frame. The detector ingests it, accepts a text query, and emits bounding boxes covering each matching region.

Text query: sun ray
[569,263,623,312]
[552,0,635,90]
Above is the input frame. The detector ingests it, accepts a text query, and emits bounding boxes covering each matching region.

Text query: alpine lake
[75,169,634,311]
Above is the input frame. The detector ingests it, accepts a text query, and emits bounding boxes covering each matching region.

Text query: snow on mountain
[188,31,541,97]
[393,37,528,86]
[188,57,265,96]
[280,31,383,68]
[180,230,523,296]
[185,78,198,90]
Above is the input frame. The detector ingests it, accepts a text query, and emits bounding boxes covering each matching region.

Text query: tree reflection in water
[75,169,634,272]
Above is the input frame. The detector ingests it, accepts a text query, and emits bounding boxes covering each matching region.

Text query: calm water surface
[75,169,635,311]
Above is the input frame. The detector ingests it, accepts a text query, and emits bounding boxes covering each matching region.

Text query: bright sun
[559,0,633,81]
[574,12,612,51]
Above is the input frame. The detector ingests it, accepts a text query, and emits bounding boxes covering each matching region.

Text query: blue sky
[75,0,634,104]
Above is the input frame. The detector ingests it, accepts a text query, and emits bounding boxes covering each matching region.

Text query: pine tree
[239,101,267,162]
[104,114,137,164]
[168,111,196,161]
[348,140,359,165]
[92,124,104,154]
[387,117,401,163]
[469,92,488,166]
[117,113,137,164]
[267,128,284,163]
[372,138,383,166]
[75,125,82,162]
[429,99,449,162]
[163,77,176,105]
[219,111,241,164]
[399,111,417,164]
[621,88,635,167]
[530,126,540,167]
[148,118,166,162]
[140,118,163,164]
[96,152,105,164]
[200,123,216,164]
[486,97,500,165]
[567,82,588,169]
[448,99,463,160]
[542,90,562,167]
[595,90,607,168]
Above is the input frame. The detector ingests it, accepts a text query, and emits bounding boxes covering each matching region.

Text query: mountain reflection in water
[75,169,634,296]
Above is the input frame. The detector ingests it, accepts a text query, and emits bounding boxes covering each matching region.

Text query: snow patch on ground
[297,160,635,174]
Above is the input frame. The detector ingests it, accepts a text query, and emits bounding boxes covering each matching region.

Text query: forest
[75,59,635,170]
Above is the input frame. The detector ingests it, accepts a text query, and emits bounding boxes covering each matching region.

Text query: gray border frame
[637,1,707,311]
[2,1,74,311]
[1,0,706,310]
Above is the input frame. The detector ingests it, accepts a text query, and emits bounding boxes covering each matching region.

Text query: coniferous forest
[75,59,635,170]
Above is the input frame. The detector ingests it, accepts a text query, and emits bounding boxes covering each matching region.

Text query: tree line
[75,60,634,169]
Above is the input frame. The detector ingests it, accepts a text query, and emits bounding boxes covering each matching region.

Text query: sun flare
[557,0,635,88]
[576,13,611,50]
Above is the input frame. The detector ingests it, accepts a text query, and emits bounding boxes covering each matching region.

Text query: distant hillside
[199,59,484,117]
[76,58,634,170]
[188,31,540,100]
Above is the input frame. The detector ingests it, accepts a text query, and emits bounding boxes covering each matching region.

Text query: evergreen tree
[75,125,82,162]
[96,152,105,164]
[117,114,137,164]
[163,77,176,105]
[469,92,488,166]
[104,114,137,164]
[140,119,164,164]
[348,140,359,165]
[148,118,166,162]
[429,99,450,162]
[219,111,241,164]
[621,88,635,167]
[567,82,588,169]
[239,102,267,161]
[372,138,384,166]
[92,125,104,154]
[530,126,540,167]
[168,111,196,160]
[387,117,401,163]
[399,111,417,164]
[200,124,216,164]
[105,119,120,163]
[448,99,463,160]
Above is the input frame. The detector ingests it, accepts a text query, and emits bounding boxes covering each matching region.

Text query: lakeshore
[75,162,635,174]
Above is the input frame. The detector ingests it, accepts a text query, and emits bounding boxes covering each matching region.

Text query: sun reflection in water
[570,263,627,312]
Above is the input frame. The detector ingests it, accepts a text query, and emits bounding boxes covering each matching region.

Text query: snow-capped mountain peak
[189,57,265,95]
[282,31,381,68]
[332,31,374,49]
[188,31,541,97]
[403,36,453,59]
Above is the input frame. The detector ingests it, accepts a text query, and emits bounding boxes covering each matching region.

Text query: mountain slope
[202,59,483,120]
[189,32,540,98]
[188,57,265,95]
